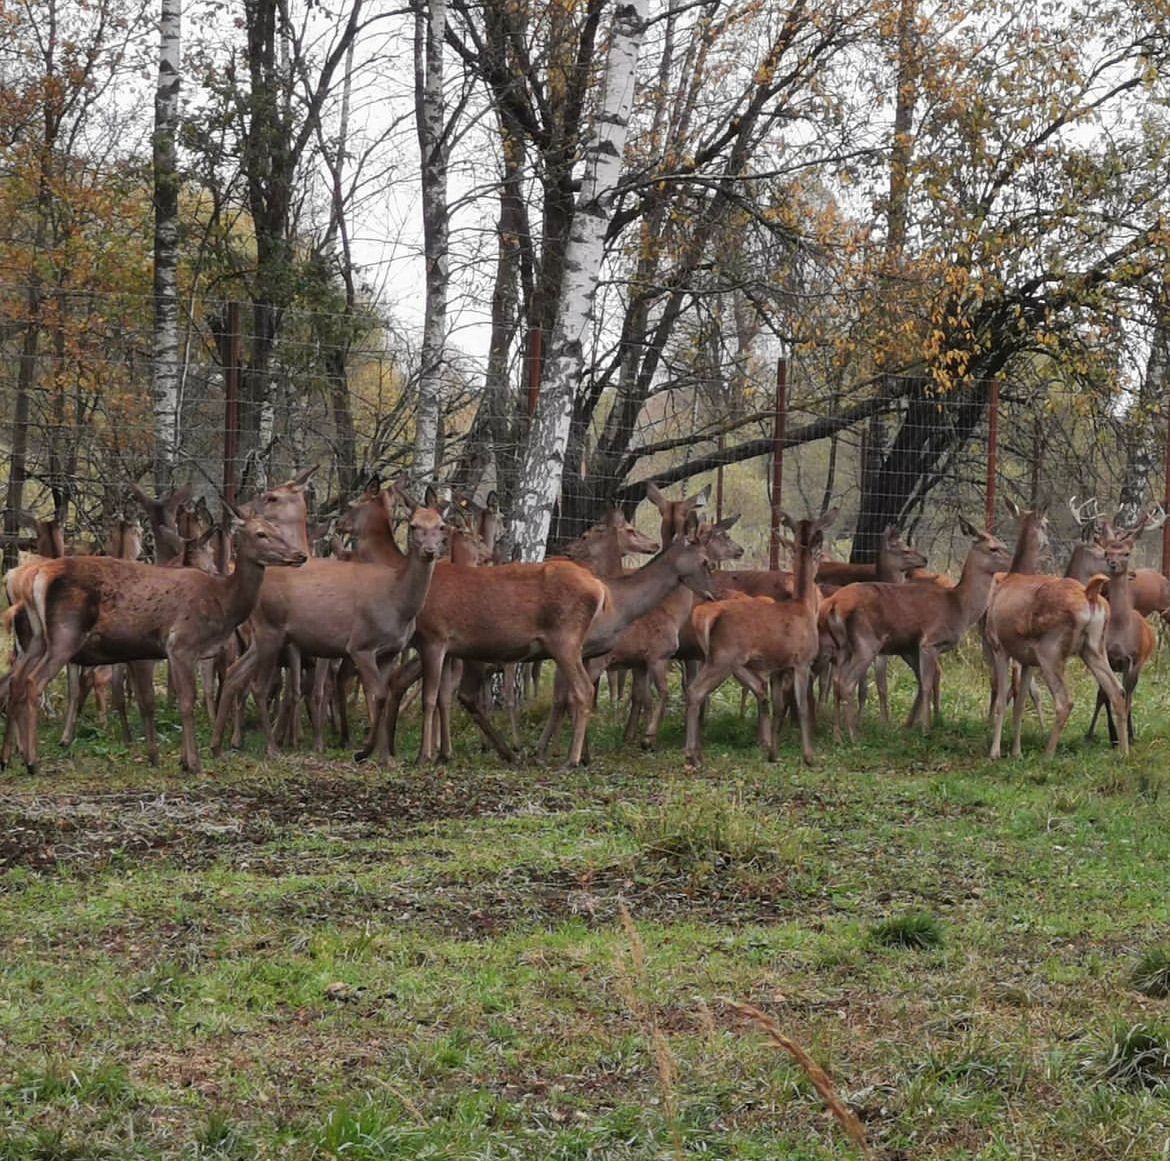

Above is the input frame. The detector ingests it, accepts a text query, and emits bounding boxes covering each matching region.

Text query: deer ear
[693,483,711,509]
[779,510,798,535]
[224,497,248,526]
[393,481,422,513]
[486,491,499,513]
[957,514,980,539]
[644,482,668,512]
[290,464,319,489]
[815,507,839,533]
[1005,498,1021,519]
[683,509,701,540]
[424,484,439,509]
[717,514,740,531]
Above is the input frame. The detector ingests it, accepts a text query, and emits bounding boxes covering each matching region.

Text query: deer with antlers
[1083,509,1163,746]
[0,504,307,774]
[684,510,835,767]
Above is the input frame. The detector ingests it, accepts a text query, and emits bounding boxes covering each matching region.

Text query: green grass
[3,650,1170,1157]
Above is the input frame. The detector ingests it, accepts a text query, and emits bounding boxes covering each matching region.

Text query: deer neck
[874,549,903,584]
[793,541,819,607]
[1107,565,1135,621]
[1009,524,1044,574]
[606,543,696,626]
[1064,545,1100,584]
[953,551,1000,628]
[397,540,439,613]
[356,514,405,565]
[221,545,269,627]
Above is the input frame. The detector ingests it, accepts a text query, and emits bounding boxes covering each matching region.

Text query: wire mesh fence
[0,285,1165,575]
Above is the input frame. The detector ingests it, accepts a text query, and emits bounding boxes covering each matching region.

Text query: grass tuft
[1083,1023,1170,1091]
[868,911,945,950]
[1130,948,1170,997]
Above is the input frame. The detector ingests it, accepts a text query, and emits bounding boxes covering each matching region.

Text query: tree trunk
[152,0,182,492]
[1118,300,1170,527]
[512,0,649,560]
[411,0,449,488]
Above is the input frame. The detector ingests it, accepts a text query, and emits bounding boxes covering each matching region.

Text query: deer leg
[911,647,941,731]
[1080,645,1129,757]
[500,662,522,749]
[644,660,672,750]
[1009,663,1035,758]
[126,660,160,765]
[1035,658,1073,758]
[551,652,594,769]
[437,658,462,761]
[358,655,419,762]
[454,662,517,764]
[417,646,447,763]
[987,645,1013,760]
[212,639,271,755]
[684,660,732,768]
[61,664,85,748]
[535,667,570,759]
[15,633,81,774]
[110,664,132,743]
[167,655,202,775]
[874,655,890,725]
[833,646,873,743]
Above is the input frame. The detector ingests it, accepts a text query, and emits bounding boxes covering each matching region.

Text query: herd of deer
[0,470,1165,776]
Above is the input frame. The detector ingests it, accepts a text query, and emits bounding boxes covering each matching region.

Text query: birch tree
[411,0,450,488]
[512,0,649,560]
[152,0,182,491]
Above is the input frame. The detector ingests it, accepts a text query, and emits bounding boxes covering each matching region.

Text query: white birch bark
[411,0,449,487]
[151,0,182,491]
[512,0,649,560]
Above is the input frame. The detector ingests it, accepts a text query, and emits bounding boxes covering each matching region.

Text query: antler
[1128,503,1168,535]
[1068,495,1101,526]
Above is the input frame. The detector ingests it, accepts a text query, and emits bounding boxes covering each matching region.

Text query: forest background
[2,0,1170,566]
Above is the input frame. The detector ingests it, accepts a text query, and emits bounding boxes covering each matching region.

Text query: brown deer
[645,481,710,548]
[377,506,660,764]
[684,510,835,768]
[1,507,307,775]
[814,525,928,725]
[605,516,745,750]
[825,517,1013,741]
[1085,515,1160,746]
[534,514,719,759]
[210,483,449,764]
[60,518,146,747]
[984,511,1128,758]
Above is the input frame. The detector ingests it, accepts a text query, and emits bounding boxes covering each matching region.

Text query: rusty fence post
[222,301,242,520]
[985,377,1000,532]
[769,356,788,570]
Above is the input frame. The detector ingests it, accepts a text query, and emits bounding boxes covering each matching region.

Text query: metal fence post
[985,377,1000,531]
[769,356,787,570]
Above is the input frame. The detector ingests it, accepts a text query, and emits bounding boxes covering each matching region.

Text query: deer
[813,525,928,725]
[372,506,659,764]
[60,517,145,748]
[210,482,449,765]
[533,513,719,760]
[604,515,745,751]
[645,481,710,547]
[1067,496,1170,623]
[984,506,1128,759]
[825,517,1013,742]
[0,505,307,775]
[1084,512,1162,746]
[684,510,836,768]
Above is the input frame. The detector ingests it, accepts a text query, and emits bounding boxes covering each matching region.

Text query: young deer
[1,507,307,775]
[211,483,449,765]
[684,510,836,768]
[825,517,1013,741]
[606,515,745,751]
[1085,517,1158,746]
[985,529,1127,760]
[645,481,710,547]
[534,513,718,760]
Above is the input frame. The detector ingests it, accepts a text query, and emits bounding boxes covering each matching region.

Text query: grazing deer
[210,483,449,765]
[825,517,1013,741]
[1,506,307,775]
[684,510,835,768]
[1085,514,1160,745]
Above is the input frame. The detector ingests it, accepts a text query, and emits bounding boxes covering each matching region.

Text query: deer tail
[825,604,848,652]
[1083,574,1109,604]
[692,604,720,658]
